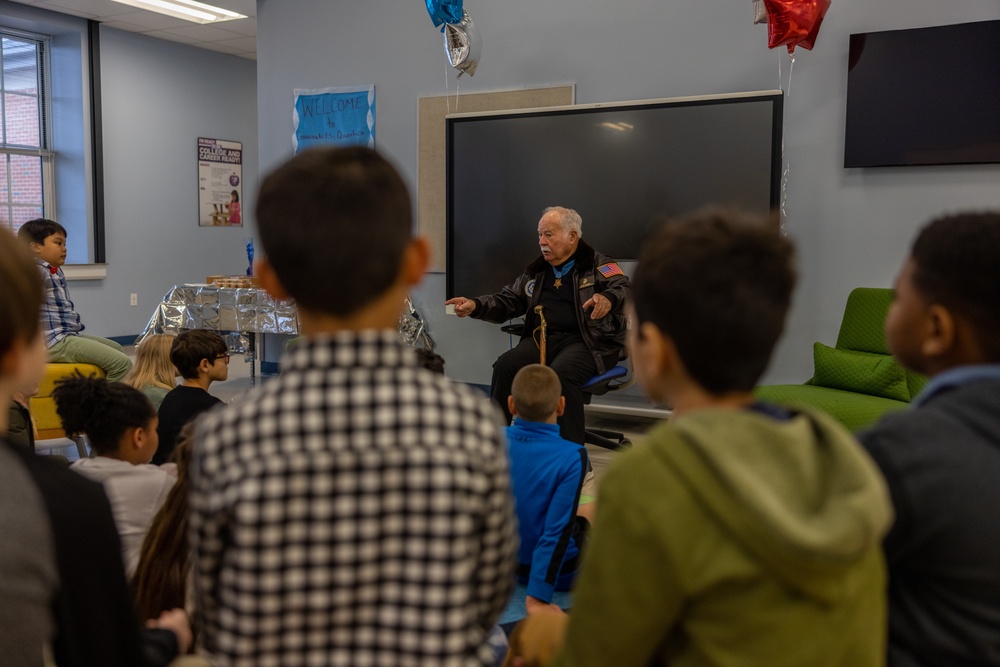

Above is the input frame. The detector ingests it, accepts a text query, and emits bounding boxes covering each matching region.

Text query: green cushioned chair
[755,288,927,432]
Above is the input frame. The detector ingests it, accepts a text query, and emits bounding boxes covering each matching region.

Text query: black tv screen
[845,20,1000,168]
[446,91,784,299]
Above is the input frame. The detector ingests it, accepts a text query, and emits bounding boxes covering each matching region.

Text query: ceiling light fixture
[110,0,247,24]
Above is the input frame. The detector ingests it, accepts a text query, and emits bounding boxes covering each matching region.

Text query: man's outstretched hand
[582,293,611,319]
[446,297,477,318]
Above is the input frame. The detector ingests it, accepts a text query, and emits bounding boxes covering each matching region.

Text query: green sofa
[755,288,927,432]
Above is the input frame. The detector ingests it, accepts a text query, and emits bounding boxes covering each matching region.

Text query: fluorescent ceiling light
[110,0,247,24]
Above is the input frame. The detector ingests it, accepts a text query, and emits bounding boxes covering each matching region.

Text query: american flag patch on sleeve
[598,262,624,278]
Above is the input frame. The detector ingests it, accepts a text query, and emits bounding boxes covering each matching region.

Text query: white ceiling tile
[112,9,197,31]
[142,29,200,45]
[213,35,255,52]
[235,51,255,61]
[160,23,245,41]
[41,0,132,17]
[215,16,256,37]
[33,2,98,18]
[101,18,150,32]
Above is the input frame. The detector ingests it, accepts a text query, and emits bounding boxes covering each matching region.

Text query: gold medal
[554,278,562,289]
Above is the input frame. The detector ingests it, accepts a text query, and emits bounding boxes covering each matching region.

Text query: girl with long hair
[132,425,195,623]
[124,334,177,410]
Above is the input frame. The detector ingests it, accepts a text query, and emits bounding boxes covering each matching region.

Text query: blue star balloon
[426,0,463,28]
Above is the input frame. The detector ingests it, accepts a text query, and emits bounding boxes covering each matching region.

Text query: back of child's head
[511,364,563,422]
[52,375,156,455]
[170,330,227,380]
[0,228,43,360]
[17,218,66,245]
[909,211,1000,362]
[633,209,796,394]
[415,348,446,375]
[255,146,413,317]
[126,334,177,390]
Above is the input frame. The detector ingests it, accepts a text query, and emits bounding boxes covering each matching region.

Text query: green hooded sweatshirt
[553,405,893,667]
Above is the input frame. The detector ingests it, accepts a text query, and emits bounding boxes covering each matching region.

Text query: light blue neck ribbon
[552,259,576,279]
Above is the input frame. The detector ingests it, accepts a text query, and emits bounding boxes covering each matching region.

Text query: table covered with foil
[136,284,299,358]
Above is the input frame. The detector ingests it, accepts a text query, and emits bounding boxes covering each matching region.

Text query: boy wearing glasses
[154,329,228,464]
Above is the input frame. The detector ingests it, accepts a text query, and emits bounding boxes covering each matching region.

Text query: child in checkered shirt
[18,218,132,382]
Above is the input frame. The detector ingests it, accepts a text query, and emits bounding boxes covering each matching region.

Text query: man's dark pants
[490,333,598,445]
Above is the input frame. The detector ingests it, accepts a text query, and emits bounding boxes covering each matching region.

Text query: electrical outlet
[130,293,137,307]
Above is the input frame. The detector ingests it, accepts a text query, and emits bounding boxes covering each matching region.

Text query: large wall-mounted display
[446,90,783,299]
[845,20,1000,168]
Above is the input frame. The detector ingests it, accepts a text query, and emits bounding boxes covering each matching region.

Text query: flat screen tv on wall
[845,20,1000,168]
[445,90,784,300]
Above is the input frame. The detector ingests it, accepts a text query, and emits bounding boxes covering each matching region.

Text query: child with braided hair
[53,375,177,577]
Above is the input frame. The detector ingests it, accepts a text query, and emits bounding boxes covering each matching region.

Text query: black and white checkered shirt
[190,330,518,666]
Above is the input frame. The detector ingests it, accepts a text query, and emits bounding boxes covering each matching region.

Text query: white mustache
[540,245,551,253]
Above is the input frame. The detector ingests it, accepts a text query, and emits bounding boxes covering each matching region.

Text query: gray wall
[256,0,1000,386]
[70,27,258,338]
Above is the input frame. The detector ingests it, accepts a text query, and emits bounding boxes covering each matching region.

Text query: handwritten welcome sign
[293,85,375,153]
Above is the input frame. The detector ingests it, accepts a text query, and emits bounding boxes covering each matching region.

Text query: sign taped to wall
[293,85,376,153]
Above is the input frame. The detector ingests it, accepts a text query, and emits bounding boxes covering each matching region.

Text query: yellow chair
[31,363,105,440]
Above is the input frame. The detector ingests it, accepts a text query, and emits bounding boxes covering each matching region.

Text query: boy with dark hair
[539,210,893,667]
[153,330,228,465]
[17,218,132,382]
[0,227,190,665]
[506,364,593,615]
[189,146,517,666]
[858,211,1000,667]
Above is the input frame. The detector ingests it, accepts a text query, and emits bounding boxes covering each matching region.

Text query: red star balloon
[764,0,832,53]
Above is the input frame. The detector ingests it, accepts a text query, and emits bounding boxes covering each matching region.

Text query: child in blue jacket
[506,363,595,615]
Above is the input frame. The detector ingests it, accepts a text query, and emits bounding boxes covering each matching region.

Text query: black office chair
[500,319,633,451]
[581,351,634,451]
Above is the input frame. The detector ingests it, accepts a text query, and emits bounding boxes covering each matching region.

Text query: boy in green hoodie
[540,210,893,667]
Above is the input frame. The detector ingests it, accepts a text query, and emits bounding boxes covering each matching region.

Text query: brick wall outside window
[1,33,48,234]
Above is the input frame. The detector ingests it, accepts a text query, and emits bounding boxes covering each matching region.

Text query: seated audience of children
[0,227,191,666]
[17,218,132,382]
[858,211,1000,667]
[6,175,994,667]
[53,375,177,577]
[154,329,228,465]
[511,210,894,667]
[125,333,178,411]
[506,363,594,615]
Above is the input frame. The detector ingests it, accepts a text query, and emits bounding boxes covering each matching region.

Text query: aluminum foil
[136,284,300,358]
[398,297,435,350]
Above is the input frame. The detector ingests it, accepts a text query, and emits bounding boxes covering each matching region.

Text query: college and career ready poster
[198,137,243,227]
[293,85,376,154]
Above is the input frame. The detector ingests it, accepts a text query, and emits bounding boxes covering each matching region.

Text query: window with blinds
[0,29,54,234]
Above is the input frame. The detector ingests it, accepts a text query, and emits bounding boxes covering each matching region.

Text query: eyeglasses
[214,353,231,363]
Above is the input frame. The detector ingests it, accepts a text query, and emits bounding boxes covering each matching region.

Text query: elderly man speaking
[447,206,630,444]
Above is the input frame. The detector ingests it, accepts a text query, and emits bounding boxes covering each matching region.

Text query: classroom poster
[293,85,376,153]
[198,137,243,227]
